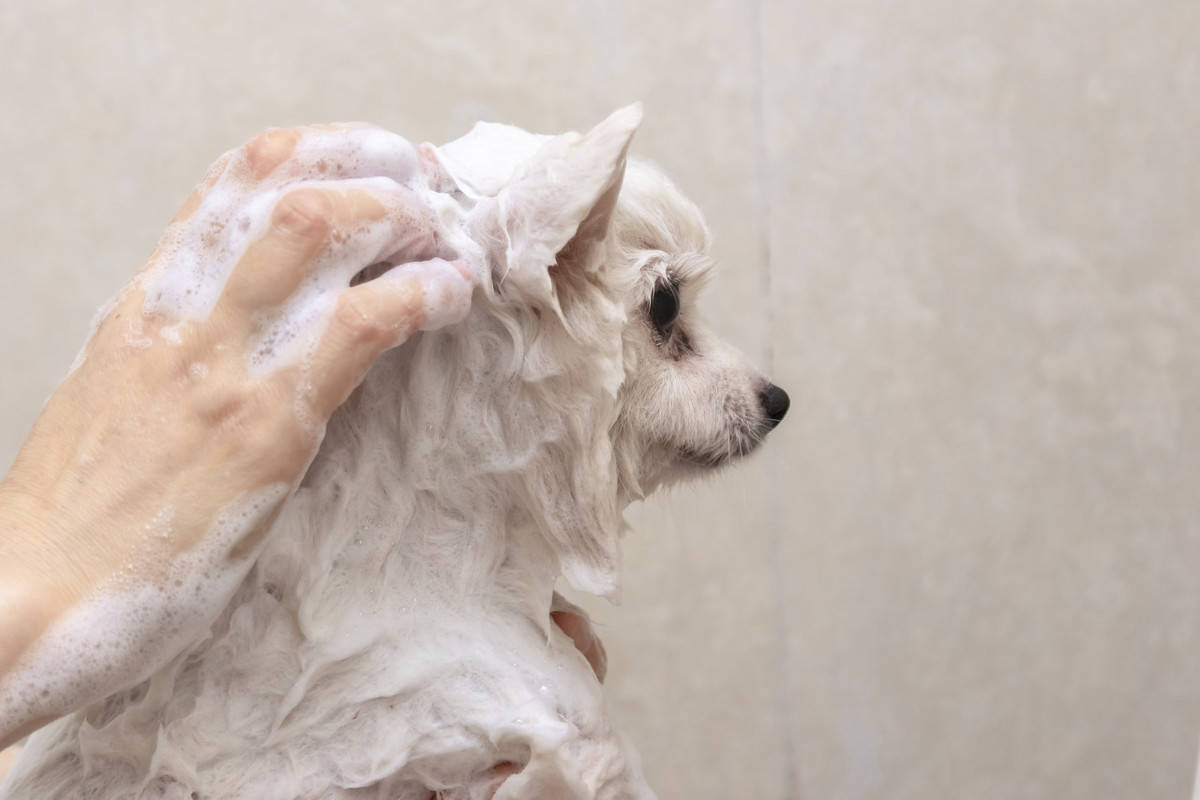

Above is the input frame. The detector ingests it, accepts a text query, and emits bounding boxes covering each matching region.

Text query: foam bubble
[158,323,184,346]
[0,483,288,743]
[143,505,175,541]
[128,128,474,388]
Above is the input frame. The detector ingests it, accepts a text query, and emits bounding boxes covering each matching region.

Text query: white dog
[0,105,788,799]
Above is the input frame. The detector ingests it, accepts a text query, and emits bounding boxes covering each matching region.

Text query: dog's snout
[759,384,790,428]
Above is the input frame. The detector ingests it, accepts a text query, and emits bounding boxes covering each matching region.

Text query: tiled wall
[2,2,1197,797]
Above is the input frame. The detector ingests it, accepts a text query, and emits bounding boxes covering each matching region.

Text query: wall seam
[749,0,800,798]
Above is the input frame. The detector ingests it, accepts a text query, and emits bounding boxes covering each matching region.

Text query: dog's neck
[262,300,628,624]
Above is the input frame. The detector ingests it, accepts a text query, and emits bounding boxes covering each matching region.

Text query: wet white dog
[1,105,788,799]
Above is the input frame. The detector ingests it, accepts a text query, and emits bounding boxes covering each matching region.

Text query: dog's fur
[1,107,786,799]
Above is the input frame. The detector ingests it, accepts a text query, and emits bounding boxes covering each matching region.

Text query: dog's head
[403,105,787,593]
[607,160,789,492]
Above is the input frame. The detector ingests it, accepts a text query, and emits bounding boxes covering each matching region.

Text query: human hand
[0,124,476,746]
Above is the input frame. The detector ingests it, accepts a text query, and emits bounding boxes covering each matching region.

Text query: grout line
[748,0,800,798]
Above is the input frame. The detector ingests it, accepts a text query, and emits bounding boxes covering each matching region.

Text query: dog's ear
[483,103,642,306]
[465,106,642,597]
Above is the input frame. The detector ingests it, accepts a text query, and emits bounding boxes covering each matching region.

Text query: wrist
[0,487,100,745]
[0,484,99,610]
[0,568,76,750]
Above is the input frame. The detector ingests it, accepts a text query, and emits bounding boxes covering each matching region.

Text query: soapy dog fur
[0,105,788,799]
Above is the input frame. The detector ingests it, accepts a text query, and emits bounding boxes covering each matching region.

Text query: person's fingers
[174,124,419,221]
[430,761,520,800]
[172,151,236,224]
[219,186,336,314]
[239,128,303,181]
[589,632,608,684]
[550,609,608,683]
[283,124,422,184]
[167,123,423,253]
[302,257,474,418]
[213,178,442,329]
[482,762,521,800]
[213,186,345,316]
[226,124,420,187]
[0,744,21,781]
[549,593,608,681]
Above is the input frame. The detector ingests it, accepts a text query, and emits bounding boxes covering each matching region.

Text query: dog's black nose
[759,383,790,428]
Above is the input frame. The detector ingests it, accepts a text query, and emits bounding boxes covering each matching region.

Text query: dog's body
[1,107,787,799]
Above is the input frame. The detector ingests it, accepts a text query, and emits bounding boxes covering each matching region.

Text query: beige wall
[2,2,1198,798]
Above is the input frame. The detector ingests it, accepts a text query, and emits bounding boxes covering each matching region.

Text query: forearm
[0,743,21,781]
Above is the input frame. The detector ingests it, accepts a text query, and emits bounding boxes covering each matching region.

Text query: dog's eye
[649,283,680,335]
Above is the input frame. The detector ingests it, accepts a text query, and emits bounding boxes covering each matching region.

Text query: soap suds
[0,483,288,743]
[131,126,480,383]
